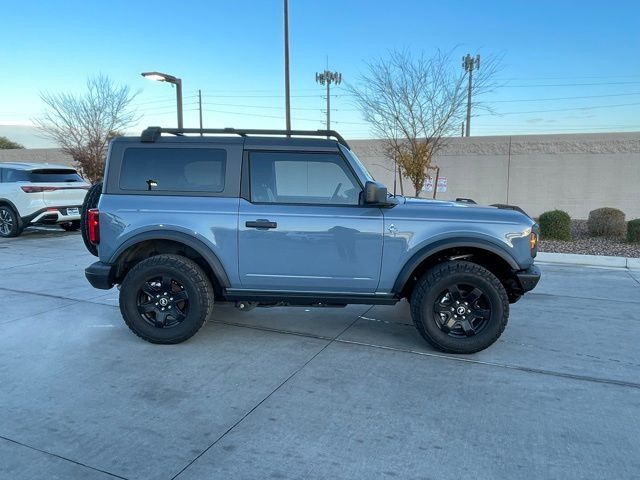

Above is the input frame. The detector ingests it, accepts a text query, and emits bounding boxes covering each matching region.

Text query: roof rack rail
[140,126,350,148]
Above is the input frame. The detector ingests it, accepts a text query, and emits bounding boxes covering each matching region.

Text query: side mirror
[363,181,388,204]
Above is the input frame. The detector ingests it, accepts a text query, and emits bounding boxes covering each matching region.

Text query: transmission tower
[462,54,480,137]
[315,70,342,132]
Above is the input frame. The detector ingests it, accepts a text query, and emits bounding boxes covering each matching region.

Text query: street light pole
[284,0,291,131]
[462,54,480,137]
[175,78,183,129]
[141,71,184,129]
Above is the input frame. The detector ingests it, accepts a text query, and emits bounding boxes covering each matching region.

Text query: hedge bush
[539,210,572,241]
[627,219,640,243]
[587,207,626,237]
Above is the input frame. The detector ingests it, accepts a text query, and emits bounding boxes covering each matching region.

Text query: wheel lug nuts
[155,302,158,306]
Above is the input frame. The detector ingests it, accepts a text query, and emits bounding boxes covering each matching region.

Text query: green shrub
[627,219,640,243]
[587,207,626,237]
[539,210,572,241]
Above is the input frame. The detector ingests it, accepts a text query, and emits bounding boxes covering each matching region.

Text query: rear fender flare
[110,230,231,288]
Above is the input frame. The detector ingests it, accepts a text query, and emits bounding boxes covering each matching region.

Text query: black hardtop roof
[119,127,350,149]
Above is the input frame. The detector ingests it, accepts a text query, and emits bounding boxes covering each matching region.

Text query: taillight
[88,209,100,245]
[21,186,58,193]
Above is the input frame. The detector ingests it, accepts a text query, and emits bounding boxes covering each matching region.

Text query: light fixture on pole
[141,71,183,128]
[315,70,342,132]
[462,54,480,137]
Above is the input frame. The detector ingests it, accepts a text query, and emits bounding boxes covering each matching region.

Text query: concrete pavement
[1,229,639,479]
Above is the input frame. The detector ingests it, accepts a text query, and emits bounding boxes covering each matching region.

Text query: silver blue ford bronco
[84,127,540,353]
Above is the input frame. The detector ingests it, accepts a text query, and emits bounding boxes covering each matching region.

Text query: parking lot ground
[1,229,639,480]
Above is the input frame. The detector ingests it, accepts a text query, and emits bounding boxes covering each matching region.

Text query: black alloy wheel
[433,283,492,338]
[137,275,190,329]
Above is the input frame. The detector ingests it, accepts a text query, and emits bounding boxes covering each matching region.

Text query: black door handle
[246,219,278,229]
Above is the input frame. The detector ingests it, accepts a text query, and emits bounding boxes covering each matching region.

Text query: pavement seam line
[627,271,640,287]
[0,435,129,480]
[0,286,116,307]
[170,306,374,480]
[529,291,640,305]
[211,318,640,391]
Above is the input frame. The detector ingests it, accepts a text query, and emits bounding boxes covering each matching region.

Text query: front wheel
[119,254,214,344]
[410,261,509,354]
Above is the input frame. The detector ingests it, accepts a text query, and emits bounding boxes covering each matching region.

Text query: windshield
[339,144,374,183]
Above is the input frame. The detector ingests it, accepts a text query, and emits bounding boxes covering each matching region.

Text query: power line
[500,80,640,88]
[477,102,640,116]
[490,92,640,103]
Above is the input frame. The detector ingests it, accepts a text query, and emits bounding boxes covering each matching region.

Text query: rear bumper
[22,206,82,225]
[85,261,115,290]
[515,264,541,293]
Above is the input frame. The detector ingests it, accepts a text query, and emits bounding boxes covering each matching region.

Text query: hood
[388,196,534,226]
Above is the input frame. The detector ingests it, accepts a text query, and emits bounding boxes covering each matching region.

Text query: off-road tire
[0,205,22,238]
[119,254,214,344]
[61,220,81,232]
[410,260,509,354]
[81,182,102,256]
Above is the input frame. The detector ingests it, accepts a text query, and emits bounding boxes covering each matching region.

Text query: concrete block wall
[350,132,640,219]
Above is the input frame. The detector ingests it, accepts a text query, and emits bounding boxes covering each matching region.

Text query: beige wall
[0,148,74,166]
[2,132,639,219]
[350,132,640,219]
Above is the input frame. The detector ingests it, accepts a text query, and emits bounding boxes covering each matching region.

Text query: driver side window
[249,152,361,205]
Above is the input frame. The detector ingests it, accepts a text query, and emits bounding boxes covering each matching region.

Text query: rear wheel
[410,260,509,354]
[81,182,102,256]
[119,254,214,344]
[0,205,22,238]
[61,221,80,232]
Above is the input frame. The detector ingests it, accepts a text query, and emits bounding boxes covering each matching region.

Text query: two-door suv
[84,127,540,353]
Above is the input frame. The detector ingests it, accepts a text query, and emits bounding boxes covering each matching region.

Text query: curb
[537,252,640,270]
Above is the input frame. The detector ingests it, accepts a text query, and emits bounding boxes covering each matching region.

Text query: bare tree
[35,75,139,183]
[348,50,499,197]
[0,136,25,149]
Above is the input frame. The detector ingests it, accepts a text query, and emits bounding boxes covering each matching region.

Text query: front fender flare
[392,237,519,294]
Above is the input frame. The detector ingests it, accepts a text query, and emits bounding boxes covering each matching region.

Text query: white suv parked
[0,162,90,237]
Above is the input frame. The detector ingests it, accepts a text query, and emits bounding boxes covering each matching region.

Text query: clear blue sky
[1,0,639,147]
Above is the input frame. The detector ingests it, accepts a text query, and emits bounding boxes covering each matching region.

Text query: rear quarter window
[119,148,226,193]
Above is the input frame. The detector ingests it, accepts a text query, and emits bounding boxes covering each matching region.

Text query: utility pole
[284,0,291,131]
[461,121,465,137]
[315,70,342,133]
[462,54,480,137]
[198,89,203,134]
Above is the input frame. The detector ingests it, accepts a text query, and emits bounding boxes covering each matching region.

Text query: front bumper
[515,264,541,293]
[85,261,115,290]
